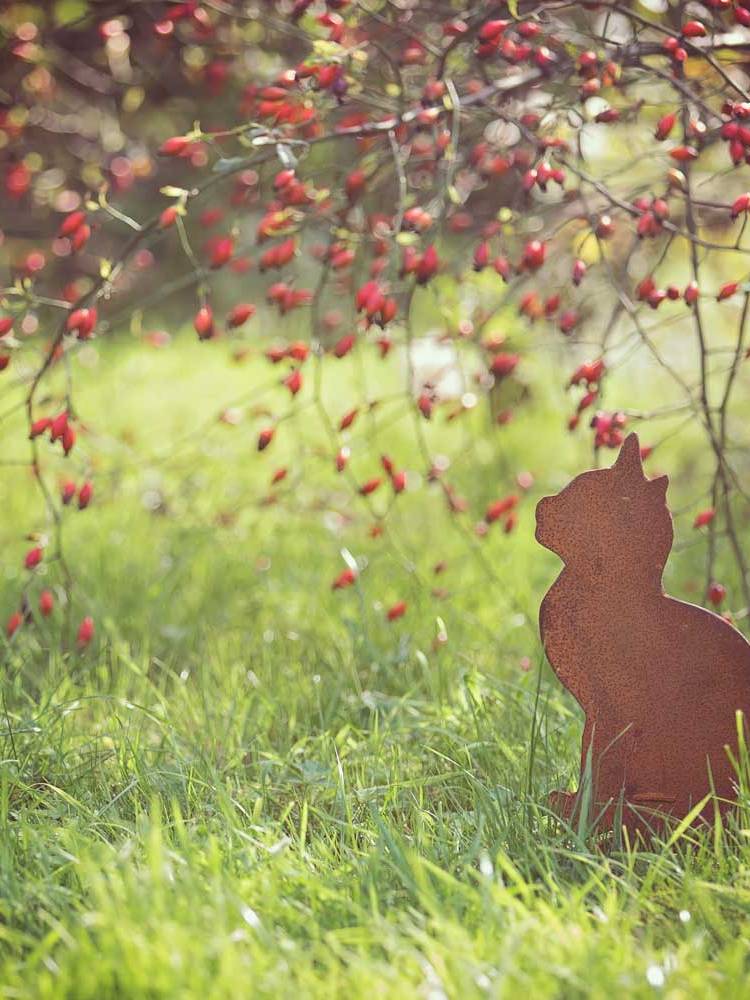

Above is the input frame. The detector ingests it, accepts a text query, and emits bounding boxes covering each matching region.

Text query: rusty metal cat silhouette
[536,432,750,833]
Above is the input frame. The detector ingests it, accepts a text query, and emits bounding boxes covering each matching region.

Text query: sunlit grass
[1,329,749,997]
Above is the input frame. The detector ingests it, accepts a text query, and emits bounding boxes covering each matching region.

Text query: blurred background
[1,0,748,671]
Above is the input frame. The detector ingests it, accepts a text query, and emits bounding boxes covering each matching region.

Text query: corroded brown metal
[536,432,750,834]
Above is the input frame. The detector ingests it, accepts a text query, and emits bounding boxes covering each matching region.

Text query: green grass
[2,332,750,998]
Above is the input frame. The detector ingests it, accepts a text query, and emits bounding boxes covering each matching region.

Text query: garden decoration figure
[536,432,750,833]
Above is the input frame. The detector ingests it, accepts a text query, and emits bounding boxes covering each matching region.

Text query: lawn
[1,331,749,999]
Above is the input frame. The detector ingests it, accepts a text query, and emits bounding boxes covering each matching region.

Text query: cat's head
[535,433,671,583]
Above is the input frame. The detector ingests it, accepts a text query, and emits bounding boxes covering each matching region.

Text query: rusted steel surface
[536,432,750,834]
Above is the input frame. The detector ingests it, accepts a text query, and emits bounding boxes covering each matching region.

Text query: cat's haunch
[537,432,750,834]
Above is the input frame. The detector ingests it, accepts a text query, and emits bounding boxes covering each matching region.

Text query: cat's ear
[648,473,668,496]
[613,432,644,480]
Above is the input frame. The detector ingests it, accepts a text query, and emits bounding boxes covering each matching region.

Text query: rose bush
[3,0,750,642]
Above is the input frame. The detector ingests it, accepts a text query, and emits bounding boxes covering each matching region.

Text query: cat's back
[655,595,750,705]
[653,595,750,663]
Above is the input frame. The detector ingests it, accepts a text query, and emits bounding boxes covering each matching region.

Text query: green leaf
[54,0,89,26]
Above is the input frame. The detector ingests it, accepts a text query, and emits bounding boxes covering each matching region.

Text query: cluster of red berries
[58,210,91,252]
[482,494,519,535]
[7,605,93,646]
[354,281,398,327]
[590,411,628,450]
[566,359,606,429]
[29,411,77,456]
[66,305,98,339]
[721,100,750,166]
[61,479,93,509]
[259,237,296,272]
[474,18,549,65]
[633,196,669,239]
